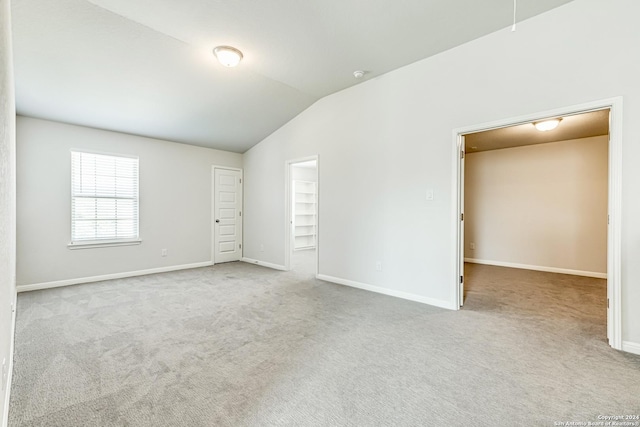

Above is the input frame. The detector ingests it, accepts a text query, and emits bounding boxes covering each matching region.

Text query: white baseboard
[241,258,287,271]
[317,274,456,310]
[464,258,607,279]
[3,292,17,427]
[16,261,214,293]
[622,341,640,356]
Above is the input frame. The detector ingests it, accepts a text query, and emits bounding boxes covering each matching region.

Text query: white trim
[622,341,640,356]
[70,147,139,160]
[16,261,213,293]
[285,156,319,275]
[211,166,244,264]
[452,97,623,350]
[317,274,456,310]
[241,257,287,271]
[464,258,607,279]
[2,293,16,427]
[607,100,623,351]
[68,239,142,249]
[451,133,469,310]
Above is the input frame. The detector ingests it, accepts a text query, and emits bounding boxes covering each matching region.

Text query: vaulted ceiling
[12,0,575,153]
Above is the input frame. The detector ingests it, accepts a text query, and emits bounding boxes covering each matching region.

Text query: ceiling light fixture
[534,118,562,132]
[213,46,243,67]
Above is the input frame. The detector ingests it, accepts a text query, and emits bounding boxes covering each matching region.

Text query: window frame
[68,150,142,250]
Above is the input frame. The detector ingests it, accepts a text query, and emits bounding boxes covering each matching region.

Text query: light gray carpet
[8,262,640,426]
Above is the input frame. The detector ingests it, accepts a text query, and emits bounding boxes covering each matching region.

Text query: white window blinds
[71,151,139,243]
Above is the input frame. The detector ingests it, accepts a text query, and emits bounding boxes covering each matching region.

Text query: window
[70,151,140,248]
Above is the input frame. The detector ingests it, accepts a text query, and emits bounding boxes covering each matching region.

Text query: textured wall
[16,117,242,286]
[465,136,608,275]
[0,0,17,421]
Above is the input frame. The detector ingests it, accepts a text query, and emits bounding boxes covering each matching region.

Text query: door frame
[285,155,319,276]
[211,165,244,264]
[451,97,623,350]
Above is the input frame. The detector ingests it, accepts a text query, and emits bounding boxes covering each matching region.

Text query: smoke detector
[353,70,365,79]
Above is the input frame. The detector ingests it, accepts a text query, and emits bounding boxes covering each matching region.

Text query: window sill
[68,239,142,250]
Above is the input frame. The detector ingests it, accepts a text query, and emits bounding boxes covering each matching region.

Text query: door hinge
[460,213,464,221]
[461,150,465,159]
[607,215,610,225]
[239,243,242,249]
[239,211,242,217]
[239,178,242,184]
[607,298,609,309]
[460,275,463,284]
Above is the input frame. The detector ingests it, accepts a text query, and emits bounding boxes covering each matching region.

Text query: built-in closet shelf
[293,180,317,250]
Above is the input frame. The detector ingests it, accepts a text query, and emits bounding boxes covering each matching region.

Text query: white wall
[243,0,640,343]
[16,117,242,286]
[0,0,16,422]
[464,136,608,276]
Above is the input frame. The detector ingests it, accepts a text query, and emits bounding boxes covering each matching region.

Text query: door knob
[215,219,220,223]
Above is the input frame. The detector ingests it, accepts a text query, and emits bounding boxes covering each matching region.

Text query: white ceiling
[465,109,609,153]
[12,0,575,153]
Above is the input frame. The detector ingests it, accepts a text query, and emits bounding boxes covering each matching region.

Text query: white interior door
[459,136,465,307]
[214,168,242,263]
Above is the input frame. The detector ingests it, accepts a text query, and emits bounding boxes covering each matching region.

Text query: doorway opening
[285,156,319,277]
[452,98,622,350]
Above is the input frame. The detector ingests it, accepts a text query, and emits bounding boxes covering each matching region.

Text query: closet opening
[285,157,318,277]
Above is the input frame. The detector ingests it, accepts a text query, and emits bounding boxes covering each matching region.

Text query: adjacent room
[1,0,640,426]
[461,110,610,345]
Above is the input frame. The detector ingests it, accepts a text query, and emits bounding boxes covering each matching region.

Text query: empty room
[2,0,640,426]
[461,110,611,347]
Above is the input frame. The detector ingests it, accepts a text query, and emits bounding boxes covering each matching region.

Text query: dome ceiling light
[534,118,562,132]
[213,46,243,67]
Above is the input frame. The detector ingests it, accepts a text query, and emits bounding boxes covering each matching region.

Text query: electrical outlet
[376,261,382,271]
[426,189,434,201]
[161,249,168,257]
[470,243,476,250]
